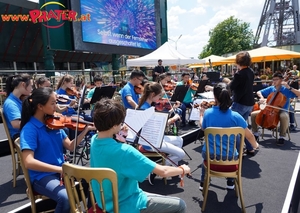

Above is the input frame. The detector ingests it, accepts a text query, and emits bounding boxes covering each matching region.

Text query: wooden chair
[137,145,167,185]
[14,138,52,213]
[202,127,245,212]
[0,108,21,187]
[62,163,119,213]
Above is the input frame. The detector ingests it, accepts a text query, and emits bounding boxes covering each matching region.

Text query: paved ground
[1,116,300,212]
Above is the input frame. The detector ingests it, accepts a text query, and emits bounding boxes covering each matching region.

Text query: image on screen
[80,0,157,50]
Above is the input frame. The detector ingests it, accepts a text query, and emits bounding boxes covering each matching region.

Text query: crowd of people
[1,54,300,212]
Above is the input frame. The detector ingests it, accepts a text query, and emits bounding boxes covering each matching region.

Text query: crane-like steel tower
[254,0,300,47]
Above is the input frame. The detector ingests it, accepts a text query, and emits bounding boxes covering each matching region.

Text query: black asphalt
[1,116,300,213]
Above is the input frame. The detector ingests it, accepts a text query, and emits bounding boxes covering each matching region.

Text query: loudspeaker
[206,72,220,83]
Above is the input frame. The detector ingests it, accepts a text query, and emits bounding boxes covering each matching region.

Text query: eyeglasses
[137,78,143,82]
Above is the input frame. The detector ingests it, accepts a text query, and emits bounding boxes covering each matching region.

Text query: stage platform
[1,117,300,212]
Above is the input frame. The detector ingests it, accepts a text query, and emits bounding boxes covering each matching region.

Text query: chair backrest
[14,138,37,202]
[204,127,245,172]
[62,163,119,213]
[0,108,15,154]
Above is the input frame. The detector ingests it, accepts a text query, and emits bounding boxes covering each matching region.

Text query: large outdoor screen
[80,0,157,50]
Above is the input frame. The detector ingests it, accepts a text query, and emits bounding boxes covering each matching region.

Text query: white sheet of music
[189,98,215,121]
[197,91,214,99]
[125,107,155,142]
[138,112,169,148]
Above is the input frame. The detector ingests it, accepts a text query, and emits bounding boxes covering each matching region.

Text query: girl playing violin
[138,82,185,182]
[20,87,95,213]
[198,82,259,190]
[56,74,92,122]
[3,74,33,140]
[91,98,189,213]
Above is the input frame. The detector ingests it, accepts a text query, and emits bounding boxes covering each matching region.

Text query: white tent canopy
[126,42,205,67]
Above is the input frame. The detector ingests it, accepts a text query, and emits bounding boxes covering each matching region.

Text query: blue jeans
[180,102,192,123]
[231,102,254,151]
[33,174,70,213]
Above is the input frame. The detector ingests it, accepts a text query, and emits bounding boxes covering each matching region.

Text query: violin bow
[159,82,181,119]
[72,84,87,163]
[124,122,192,181]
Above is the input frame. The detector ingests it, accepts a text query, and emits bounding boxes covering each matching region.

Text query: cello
[255,90,286,129]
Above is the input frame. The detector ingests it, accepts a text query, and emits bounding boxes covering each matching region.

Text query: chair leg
[11,152,17,187]
[237,177,246,213]
[201,173,209,212]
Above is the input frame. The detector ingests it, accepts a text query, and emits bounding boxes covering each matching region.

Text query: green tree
[199,16,254,59]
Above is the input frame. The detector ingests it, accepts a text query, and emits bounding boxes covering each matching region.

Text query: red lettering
[29,10,41,23]
[61,10,68,21]
[47,10,58,21]
[1,15,10,21]
[68,10,77,21]
[38,11,48,22]
[54,10,63,21]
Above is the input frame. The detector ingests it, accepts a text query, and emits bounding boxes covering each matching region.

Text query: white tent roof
[126,42,205,67]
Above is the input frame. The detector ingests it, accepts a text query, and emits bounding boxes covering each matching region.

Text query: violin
[66,87,81,98]
[155,99,172,111]
[187,80,199,91]
[255,91,286,129]
[163,82,176,91]
[134,85,144,94]
[45,112,93,131]
[194,101,215,109]
[56,94,77,103]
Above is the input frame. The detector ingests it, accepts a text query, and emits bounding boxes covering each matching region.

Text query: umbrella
[220,46,300,64]
[189,55,228,68]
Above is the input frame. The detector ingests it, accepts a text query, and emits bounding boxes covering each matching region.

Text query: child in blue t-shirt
[90,98,190,213]
[20,87,95,213]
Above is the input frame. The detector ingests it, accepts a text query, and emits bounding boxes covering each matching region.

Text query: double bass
[255,90,286,129]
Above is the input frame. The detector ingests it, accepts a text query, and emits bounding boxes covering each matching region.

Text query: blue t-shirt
[90,135,156,213]
[140,102,151,110]
[56,88,76,116]
[121,82,139,109]
[260,86,297,110]
[3,93,22,138]
[20,117,67,182]
[202,106,247,158]
[176,81,196,104]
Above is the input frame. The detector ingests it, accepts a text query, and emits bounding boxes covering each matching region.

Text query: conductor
[153,59,165,82]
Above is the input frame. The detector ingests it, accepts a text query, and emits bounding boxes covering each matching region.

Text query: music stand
[196,80,208,94]
[170,85,189,102]
[90,86,116,104]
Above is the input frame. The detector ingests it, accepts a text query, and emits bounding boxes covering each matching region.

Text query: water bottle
[173,124,178,136]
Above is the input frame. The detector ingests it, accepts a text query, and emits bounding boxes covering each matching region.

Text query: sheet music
[197,91,214,99]
[189,98,215,121]
[125,107,155,142]
[138,112,169,148]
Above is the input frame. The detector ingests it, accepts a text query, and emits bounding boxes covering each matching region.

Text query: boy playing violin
[90,98,190,213]
[251,72,300,146]
[120,69,147,109]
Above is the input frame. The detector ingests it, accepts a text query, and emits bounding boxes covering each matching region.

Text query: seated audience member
[3,74,32,140]
[90,98,190,213]
[251,72,300,145]
[120,69,147,109]
[198,82,259,190]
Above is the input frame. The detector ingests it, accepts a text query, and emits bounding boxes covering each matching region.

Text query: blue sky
[167,0,265,59]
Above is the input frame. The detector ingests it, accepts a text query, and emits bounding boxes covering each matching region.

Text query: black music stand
[90,86,116,104]
[170,85,189,102]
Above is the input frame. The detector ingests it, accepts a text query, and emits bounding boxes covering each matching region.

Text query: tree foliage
[199,16,254,59]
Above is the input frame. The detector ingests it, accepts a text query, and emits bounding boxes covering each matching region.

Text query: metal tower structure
[254,0,300,47]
